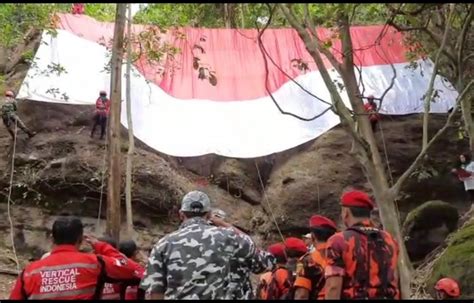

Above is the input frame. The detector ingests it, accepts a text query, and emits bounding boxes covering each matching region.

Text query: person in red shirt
[9,216,141,300]
[91,90,111,140]
[324,190,400,300]
[118,240,146,300]
[293,215,338,300]
[363,95,380,133]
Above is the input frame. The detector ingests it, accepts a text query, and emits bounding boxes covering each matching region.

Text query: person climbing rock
[9,216,141,300]
[364,95,380,133]
[293,215,337,300]
[91,90,110,140]
[324,190,400,300]
[1,90,36,140]
[451,153,474,203]
[139,191,275,300]
[434,277,461,299]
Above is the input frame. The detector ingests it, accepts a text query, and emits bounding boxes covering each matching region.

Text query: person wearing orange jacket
[256,243,288,300]
[293,215,337,300]
[324,190,400,300]
[9,216,142,300]
[434,278,461,299]
[91,90,110,140]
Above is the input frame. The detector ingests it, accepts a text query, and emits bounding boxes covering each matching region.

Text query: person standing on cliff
[451,153,474,204]
[91,90,110,140]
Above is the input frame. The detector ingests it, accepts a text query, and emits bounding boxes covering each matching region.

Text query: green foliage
[402,200,459,235]
[84,4,116,22]
[428,220,474,298]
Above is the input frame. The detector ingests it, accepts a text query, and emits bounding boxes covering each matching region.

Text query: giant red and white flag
[17,14,458,158]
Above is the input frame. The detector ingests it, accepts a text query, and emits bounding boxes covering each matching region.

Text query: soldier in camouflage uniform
[1,91,35,139]
[208,208,275,300]
[139,191,275,300]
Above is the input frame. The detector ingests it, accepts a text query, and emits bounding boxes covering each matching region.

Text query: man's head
[367,94,375,103]
[309,215,337,244]
[179,190,212,221]
[99,90,107,98]
[267,242,287,265]
[52,216,84,247]
[303,233,312,247]
[5,90,14,98]
[119,240,139,261]
[434,278,460,299]
[284,237,308,259]
[340,190,374,227]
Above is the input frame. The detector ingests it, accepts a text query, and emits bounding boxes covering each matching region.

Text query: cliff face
[0,40,472,298]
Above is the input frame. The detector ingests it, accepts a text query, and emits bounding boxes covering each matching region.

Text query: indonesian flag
[17,14,458,158]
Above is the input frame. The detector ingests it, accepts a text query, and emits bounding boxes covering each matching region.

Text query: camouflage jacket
[1,97,17,116]
[228,248,275,300]
[140,217,275,300]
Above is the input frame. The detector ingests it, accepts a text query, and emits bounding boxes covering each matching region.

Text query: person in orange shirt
[324,190,400,300]
[256,238,307,300]
[256,243,288,300]
[293,215,337,300]
[434,278,461,300]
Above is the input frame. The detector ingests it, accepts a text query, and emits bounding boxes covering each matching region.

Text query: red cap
[5,90,14,97]
[435,278,460,298]
[309,215,337,229]
[267,243,286,258]
[340,190,374,210]
[284,237,307,255]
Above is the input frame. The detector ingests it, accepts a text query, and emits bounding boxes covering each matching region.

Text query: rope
[378,119,394,186]
[254,160,285,243]
[95,128,109,235]
[316,183,321,212]
[7,119,20,272]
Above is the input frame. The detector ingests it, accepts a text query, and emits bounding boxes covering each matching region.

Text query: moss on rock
[428,220,474,298]
[403,200,459,235]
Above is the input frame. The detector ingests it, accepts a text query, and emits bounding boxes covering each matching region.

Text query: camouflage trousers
[2,113,33,138]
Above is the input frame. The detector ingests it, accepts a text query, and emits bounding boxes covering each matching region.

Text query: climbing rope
[254,159,285,243]
[378,119,394,186]
[95,134,109,235]
[7,119,20,272]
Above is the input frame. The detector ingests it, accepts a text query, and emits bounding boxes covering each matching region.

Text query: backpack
[258,267,295,300]
[347,225,397,300]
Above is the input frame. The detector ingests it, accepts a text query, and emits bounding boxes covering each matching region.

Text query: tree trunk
[462,93,474,153]
[106,3,127,245]
[125,3,135,239]
[223,3,231,28]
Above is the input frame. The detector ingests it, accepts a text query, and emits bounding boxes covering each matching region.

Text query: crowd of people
[8,190,462,300]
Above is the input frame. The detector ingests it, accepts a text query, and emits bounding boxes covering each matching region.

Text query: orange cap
[435,278,460,298]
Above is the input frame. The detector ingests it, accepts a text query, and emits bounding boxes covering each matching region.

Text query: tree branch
[456,4,473,88]
[302,3,343,74]
[391,79,474,194]
[422,4,454,149]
